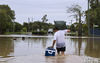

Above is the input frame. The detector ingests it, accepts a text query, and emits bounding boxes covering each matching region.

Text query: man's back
[55,30,66,43]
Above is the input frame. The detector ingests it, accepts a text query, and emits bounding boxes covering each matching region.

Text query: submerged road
[0,35,100,63]
[0,54,99,63]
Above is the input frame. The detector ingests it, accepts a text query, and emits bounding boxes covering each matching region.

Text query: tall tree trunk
[78,11,82,36]
[96,0,99,6]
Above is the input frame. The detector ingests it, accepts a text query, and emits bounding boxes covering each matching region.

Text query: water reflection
[70,38,100,58]
[78,38,82,56]
[85,38,100,58]
[45,56,66,63]
[0,37,100,59]
[0,38,14,58]
[41,38,47,48]
[69,38,86,56]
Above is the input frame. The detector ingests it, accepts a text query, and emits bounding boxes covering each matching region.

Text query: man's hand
[51,46,54,48]
[67,29,70,32]
[48,46,53,48]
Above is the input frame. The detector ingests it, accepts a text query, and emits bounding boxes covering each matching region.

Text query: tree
[67,5,83,36]
[82,24,88,35]
[22,21,54,32]
[14,22,22,32]
[23,22,28,32]
[70,24,76,32]
[41,14,48,23]
[90,0,99,9]
[0,5,15,34]
[86,0,100,28]
[22,27,27,32]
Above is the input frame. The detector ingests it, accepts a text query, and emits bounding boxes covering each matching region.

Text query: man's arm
[51,40,56,48]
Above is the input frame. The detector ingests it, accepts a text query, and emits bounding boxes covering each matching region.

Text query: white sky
[0,0,88,24]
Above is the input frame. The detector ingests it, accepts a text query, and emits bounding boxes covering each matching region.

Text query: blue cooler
[45,48,56,56]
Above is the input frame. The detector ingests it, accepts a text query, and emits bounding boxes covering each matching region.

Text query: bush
[32,30,47,35]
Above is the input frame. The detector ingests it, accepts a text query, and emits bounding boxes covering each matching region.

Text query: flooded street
[0,35,100,63]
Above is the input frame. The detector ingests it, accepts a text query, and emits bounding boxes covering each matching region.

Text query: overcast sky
[0,0,87,24]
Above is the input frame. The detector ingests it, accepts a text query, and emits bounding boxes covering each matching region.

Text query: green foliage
[23,22,28,32]
[22,27,27,32]
[14,22,23,32]
[86,0,100,28]
[0,5,15,34]
[41,14,48,23]
[90,0,100,9]
[32,30,47,35]
[82,24,88,35]
[4,32,27,35]
[69,22,88,36]
[23,21,54,32]
[70,24,76,32]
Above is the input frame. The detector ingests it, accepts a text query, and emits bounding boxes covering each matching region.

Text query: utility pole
[32,17,34,31]
[71,20,72,25]
[70,20,72,32]
[28,17,30,32]
[88,0,90,36]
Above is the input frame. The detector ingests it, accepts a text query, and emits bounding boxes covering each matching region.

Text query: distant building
[48,28,53,34]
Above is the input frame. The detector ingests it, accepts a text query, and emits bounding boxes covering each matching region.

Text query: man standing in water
[51,27,70,56]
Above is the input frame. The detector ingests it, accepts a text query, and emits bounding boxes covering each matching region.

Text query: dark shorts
[56,47,66,52]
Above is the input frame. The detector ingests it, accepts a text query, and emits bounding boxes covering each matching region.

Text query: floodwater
[0,35,100,63]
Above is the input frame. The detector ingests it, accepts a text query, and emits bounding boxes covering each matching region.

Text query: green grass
[4,32,27,35]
